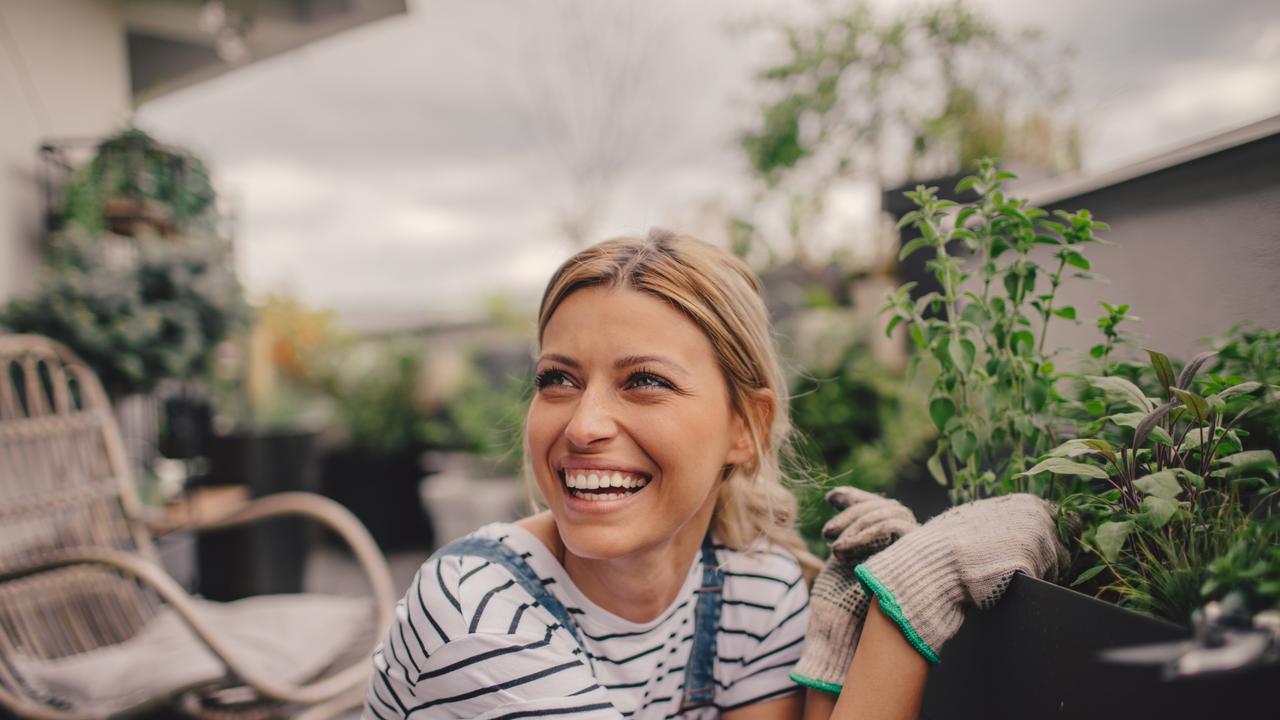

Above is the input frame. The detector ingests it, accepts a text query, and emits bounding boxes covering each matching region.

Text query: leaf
[1087,376,1155,411]
[910,324,927,350]
[1012,330,1035,356]
[1134,470,1184,499]
[1084,398,1106,416]
[927,446,948,486]
[1176,350,1218,389]
[885,315,903,338]
[1096,521,1134,563]
[1062,250,1091,270]
[1016,457,1110,480]
[899,237,930,261]
[1071,565,1106,587]
[1214,450,1278,471]
[1171,387,1210,422]
[1051,306,1077,321]
[1213,381,1262,401]
[1133,401,1176,450]
[1089,344,1107,359]
[1048,438,1116,463]
[1109,411,1145,429]
[949,338,976,374]
[950,429,977,461]
[1144,348,1176,396]
[1178,426,1212,451]
[929,396,956,432]
[1137,496,1179,530]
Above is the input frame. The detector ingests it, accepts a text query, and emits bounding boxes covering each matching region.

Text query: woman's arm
[800,599,927,720]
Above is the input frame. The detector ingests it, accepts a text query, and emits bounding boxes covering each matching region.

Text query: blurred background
[2,0,1279,599]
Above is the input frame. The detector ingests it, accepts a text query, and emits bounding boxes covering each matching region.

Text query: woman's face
[528,286,754,560]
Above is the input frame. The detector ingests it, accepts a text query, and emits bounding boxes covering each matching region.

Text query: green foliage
[59,128,217,236]
[789,333,934,555]
[1058,345,1278,622]
[325,342,428,456]
[881,159,1108,503]
[882,161,1279,624]
[421,365,530,475]
[742,1,1075,183]
[2,229,248,395]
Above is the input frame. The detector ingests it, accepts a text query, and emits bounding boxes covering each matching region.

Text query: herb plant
[881,159,1108,502]
[880,161,1279,624]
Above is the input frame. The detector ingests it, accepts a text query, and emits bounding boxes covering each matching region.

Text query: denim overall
[434,533,724,715]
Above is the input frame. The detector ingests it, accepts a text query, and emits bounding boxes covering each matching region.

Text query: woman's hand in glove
[791,488,919,695]
[822,486,920,564]
[854,494,1072,665]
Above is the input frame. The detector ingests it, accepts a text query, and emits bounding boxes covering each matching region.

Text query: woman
[364,230,1068,719]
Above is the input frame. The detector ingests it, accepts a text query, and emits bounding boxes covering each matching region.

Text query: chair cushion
[10,593,373,716]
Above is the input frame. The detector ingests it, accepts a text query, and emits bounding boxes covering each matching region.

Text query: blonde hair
[533,228,820,579]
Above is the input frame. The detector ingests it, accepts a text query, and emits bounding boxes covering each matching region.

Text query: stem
[1037,256,1067,354]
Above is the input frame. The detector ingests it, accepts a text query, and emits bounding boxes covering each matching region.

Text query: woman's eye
[625,371,673,391]
[534,369,573,390]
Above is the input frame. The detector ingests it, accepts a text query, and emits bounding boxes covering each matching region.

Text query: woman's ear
[725,388,775,466]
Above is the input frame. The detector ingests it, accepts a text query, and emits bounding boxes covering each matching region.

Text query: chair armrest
[0,546,383,706]
[150,491,396,621]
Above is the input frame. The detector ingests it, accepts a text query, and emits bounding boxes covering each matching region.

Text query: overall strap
[679,533,724,712]
[432,535,594,674]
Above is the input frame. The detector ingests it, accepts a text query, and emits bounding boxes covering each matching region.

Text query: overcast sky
[137,0,1280,330]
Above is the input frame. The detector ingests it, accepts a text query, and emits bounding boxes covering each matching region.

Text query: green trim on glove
[854,565,941,665]
[789,671,843,696]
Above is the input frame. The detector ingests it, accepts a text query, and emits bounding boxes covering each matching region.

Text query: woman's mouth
[560,469,651,502]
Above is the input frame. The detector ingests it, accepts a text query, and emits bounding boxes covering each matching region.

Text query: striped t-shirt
[364,523,810,719]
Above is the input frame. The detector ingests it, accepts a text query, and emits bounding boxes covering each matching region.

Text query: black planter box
[920,574,1278,719]
[196,429,320,601]
[320,447,435,552]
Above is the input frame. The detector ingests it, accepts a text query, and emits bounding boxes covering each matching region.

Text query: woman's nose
[563,388,618,449]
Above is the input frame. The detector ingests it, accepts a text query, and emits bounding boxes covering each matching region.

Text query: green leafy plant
[1035,348,1279,622]
[59,128,216,238]
[739,0,1076,262]
[881,159,1108,502]
[878,161,1279,624]
[789,336,935,554]
[3,229,248,396]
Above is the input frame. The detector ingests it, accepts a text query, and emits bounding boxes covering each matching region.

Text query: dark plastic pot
[196,429,320,601]
[920,574,1278,719]
[320,447,435,552]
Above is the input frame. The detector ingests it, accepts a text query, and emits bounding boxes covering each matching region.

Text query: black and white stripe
[364,523,809,719]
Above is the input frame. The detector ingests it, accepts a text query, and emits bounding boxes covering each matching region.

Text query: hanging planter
[58,128,216,239]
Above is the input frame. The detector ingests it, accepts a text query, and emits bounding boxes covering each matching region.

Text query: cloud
[136,0,1280,328]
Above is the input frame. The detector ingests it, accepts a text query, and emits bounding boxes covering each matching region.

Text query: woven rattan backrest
[0,334,161,665]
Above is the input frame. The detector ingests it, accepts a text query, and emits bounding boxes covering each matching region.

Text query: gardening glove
[821,486,920,564]
[854,493,1071,665]
[791,488,918,694]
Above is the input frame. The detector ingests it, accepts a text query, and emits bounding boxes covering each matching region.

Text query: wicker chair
[0,335,395,719]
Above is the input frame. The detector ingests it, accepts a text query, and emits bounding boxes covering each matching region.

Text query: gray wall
[1041,134,1280,363]
[0,1,131,303]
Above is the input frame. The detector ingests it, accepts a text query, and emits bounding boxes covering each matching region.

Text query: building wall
[0,1,132,303]
[1042,135,1280,362]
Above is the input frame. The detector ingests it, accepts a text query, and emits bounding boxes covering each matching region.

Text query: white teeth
[563,469,651,494]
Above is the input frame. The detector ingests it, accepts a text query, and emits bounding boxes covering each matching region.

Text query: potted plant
[58,128,216,239]
[319,339,436,551]
[195,299,338,601]
[868,161,1279,717]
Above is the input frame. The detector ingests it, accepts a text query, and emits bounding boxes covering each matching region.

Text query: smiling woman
[363,229,822,719]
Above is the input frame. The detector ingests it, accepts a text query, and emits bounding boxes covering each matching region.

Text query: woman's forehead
[539,286,716,367]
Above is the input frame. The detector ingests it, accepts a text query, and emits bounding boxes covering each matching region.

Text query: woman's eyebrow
[615,354,687,375]
[537,353,580,368]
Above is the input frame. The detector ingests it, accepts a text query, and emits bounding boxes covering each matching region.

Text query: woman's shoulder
[407,523,556,638]
[714,536,806,588]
